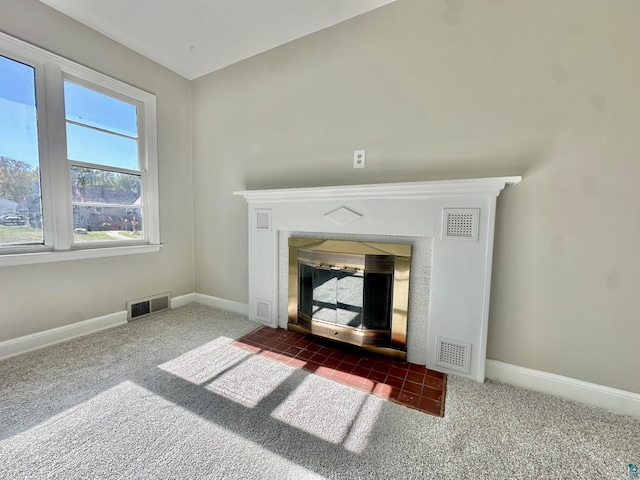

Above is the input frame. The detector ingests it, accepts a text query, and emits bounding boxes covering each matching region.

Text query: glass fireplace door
[299,265,364,328]
[298,260,393,332]
[289,238,410,359]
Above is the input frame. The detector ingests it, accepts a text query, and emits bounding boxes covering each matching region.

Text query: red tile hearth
[232,326,446,417]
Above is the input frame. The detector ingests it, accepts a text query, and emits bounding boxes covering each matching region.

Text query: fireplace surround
[235,177,521,382]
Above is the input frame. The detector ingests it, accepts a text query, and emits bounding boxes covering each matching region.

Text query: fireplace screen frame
[288,237,411,360]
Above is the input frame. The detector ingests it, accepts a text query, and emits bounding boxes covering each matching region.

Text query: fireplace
[288,238,411,360]
[234,177,521,382]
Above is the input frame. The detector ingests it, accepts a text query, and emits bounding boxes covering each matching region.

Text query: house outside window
[0,32,159,266]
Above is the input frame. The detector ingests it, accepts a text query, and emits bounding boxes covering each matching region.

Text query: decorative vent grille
[443,208,479,240]
[435,336,471,373]
[127,293,171,321]
[255,299,272,324]
[256,210,272,230]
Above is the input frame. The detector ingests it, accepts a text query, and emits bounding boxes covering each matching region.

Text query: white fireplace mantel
[234,177,521,202]
[234,176,521,382]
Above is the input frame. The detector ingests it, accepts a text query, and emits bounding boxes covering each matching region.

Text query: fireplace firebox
[288,238,411,360]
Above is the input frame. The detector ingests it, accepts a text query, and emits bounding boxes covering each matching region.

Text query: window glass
[73,205,142,242]
[66,81,143,243]
[0,55,44,246]
[66,122,139,170]
[71,166,141,205]
[64,81,137,137]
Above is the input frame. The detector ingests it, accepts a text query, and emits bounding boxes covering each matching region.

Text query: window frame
[0,32,160,267]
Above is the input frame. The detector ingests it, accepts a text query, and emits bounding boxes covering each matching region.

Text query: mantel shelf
[234,176,521,203]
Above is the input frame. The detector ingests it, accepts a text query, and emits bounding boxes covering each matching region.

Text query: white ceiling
[37,0,396,80]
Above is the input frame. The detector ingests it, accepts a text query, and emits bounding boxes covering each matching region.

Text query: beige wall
[0,0,194,340]
[192,0,640,393]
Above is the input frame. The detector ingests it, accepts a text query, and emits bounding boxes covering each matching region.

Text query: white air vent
[127,292,171,321]
[255,298,272,324]
[435,336,471,374]
[443,208,479,241]
[255,210,272,231]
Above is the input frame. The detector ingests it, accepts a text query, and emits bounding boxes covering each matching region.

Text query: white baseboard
[0,293,251,361]
[171,293,197,309]
[0,311,128,361]
[485,359,640,420]
[193,293,250,317]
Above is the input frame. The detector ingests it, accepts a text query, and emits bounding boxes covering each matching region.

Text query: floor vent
[435,336,471,374]
[127,293,171,321]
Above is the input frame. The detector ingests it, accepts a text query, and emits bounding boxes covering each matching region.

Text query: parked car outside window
[0,211,26,226]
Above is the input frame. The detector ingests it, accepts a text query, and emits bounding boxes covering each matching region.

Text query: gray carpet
[0,303,638,479]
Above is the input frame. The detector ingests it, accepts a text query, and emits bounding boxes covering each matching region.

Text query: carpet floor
[1,303,638,479]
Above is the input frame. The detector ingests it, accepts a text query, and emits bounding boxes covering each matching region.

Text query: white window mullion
[141,97,159,245]
[30,60,54,252]
[43,62,73,250]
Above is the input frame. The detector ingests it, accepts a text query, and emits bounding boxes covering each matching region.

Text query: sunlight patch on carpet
[157,336,250,385]
[205,354,296,408]
[0,380,326,479]
[270,374,383,453]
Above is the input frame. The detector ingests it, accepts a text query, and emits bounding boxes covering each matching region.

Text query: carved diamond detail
[324,207,363,226]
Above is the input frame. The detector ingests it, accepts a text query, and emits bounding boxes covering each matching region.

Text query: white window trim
[0,244,162,267]
[0,32,160,267]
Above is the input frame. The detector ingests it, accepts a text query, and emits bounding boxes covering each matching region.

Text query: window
[0,32,159,266]
[66,80,144,243]
[0,54,43,245]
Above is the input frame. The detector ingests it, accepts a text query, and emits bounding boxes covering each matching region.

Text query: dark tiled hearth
[233,326,446,417]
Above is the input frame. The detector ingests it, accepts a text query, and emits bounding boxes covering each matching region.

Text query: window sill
[0,244,162,267]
